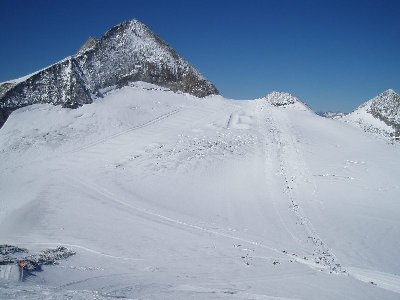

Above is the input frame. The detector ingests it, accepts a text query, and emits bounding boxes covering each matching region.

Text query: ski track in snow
[67,173,284,255]
[63,159,337,275]
[257,102,343,274]
[257,104,400,294]
[173,284,301,300]
[347,267,400,294]
[68,108,181,154]
[1,108,182,173]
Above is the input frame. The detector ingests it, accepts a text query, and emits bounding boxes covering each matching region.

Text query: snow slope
[1,84,400,299]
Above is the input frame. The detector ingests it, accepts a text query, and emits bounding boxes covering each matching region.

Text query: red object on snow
[19,260,25,268]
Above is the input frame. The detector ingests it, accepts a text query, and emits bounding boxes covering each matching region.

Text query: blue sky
[1,0,399,112]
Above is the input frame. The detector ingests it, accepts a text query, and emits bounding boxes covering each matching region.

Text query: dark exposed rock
[368,89,400,138]
[0,245,28,256]
[0,19,218,128]
[263,91,311,111]
[264,91,298,107]
[0,256,17,265]
[0,82,16,99]
[0,245,75,272]
[0,57,93,122]
[23,246,76,271]
[77,36,99,54]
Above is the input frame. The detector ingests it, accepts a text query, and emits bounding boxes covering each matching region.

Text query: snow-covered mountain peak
[361,89,399,119]
[362,89,398,107]
[100,19,150,42]
[381,88,396,95]
[0,19,218,128]
[344,89,400,139]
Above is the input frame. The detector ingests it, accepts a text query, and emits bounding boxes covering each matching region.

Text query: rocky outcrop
[263,91,312,113]
[0,244,75,272]
[264,91,300,107]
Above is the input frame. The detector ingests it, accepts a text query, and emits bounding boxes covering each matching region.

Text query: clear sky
[1,0,399,112]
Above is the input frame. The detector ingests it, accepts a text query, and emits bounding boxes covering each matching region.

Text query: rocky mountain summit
[344,89,400,139]
[264,91,301,107]
[0,19,218,128]
[262,91,311,113]
[367,89,400,134]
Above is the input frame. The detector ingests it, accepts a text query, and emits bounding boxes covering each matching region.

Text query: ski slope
[1,84,399,299]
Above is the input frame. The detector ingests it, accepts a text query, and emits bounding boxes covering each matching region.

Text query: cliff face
[0,58,93,120]
[0,19,218,127]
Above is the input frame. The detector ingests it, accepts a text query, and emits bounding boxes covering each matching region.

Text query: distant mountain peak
[374,88,398,100]
[102,19,149,40]
[345,89,400,139]
[368,89,400,133]
[381,88,396,95]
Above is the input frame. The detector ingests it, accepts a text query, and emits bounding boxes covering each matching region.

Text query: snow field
[1,84,399,299]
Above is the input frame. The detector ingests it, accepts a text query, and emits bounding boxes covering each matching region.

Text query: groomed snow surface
[1,83,400,299]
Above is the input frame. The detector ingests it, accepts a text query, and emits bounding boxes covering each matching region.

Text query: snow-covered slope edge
[343,89,400,140]
[0,19,218,128]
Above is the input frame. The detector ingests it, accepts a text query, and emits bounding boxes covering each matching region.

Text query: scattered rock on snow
[0,245,75,272]
[0,245,28,255]
[23,246,76,271]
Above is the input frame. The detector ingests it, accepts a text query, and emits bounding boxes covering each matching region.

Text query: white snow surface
[1,85,400,299]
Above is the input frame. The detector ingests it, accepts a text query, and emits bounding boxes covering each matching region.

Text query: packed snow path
[257,102,343,273]
[1,86,399,299]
